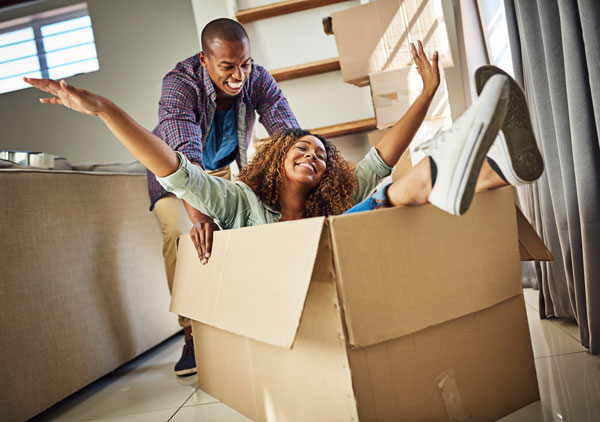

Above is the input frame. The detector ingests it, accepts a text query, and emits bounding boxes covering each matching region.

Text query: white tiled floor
[30,288,600,422]
[497,289,600,422]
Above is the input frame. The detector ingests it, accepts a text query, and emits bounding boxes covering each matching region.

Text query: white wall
[0,0,199,164]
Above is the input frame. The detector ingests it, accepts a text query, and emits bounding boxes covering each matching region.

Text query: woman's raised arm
[375,41,440,167]
[24,77,179,177]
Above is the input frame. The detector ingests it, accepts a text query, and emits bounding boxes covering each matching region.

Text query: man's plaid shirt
[147,54,299,209]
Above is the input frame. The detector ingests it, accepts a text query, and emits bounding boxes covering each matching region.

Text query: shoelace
[414,104,475,155]
[414,125,451,154]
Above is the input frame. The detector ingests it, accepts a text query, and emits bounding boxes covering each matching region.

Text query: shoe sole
[475,66,543,182]
[457,81,509,215]
[175,367,197,377]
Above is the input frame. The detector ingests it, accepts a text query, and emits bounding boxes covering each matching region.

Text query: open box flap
[328,188,523,348]
[170,217,327,349]
[516,207,554,261]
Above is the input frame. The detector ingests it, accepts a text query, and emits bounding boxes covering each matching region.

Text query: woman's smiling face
[282,135,327,190]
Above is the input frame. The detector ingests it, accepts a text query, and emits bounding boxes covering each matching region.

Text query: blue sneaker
[174,336,197,377]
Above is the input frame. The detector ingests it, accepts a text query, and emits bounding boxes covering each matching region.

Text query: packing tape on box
[436,369,471,422]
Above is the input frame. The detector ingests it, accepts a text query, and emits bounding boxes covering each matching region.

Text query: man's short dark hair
[201,18,249,55]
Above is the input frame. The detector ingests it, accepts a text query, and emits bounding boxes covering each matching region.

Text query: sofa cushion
[0,157,72,170]
[0,159,23,169]
[52,156,73,170]
[0,169,178,422]
[72,161,146,173]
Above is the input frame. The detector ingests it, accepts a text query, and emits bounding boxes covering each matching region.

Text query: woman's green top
[158,147,392,229]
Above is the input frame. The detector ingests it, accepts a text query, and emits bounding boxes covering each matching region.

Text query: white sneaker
[475,65,544,185]
[487,133,533,186]
[415,74,510,215]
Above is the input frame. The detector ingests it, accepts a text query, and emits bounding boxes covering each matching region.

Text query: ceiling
[0,0,39,11]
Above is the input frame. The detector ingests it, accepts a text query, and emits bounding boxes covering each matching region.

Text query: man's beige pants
[154,165,231,328]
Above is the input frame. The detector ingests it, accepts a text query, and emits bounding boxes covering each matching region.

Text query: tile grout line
[533,350,589,360]
[166,387,193,422]
[70,407,183,422]
[166,406,182,422]
[181,387,201,407]
[548,319,582,343]
[167,388,198,422]
[529,312,584,345]
[180,401,225,408]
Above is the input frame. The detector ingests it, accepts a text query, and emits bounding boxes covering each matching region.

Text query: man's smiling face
[199,37,252,99]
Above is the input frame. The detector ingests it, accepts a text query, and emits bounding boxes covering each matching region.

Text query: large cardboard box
[171,188,544,421]
[330,0,454,86]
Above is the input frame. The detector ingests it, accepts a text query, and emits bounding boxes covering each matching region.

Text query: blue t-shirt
[203,105,238,170]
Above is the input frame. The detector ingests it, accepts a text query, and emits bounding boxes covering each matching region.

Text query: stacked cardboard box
[330,0,454,87]
[330,0,455,172]
[368,65,452,168]
[369,65,451,131]
[172,188,549,421]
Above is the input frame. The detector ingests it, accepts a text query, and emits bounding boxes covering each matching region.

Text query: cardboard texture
[516,206,554,261]
[329,188,522,348]
[331,0,454,86]
[172,187,541,421]
[369,65,451,130]
[171,217,326,348]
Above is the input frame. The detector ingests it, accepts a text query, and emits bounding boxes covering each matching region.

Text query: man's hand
[410,40,440,99]
[182,200,220,265]
[190,220,220,265]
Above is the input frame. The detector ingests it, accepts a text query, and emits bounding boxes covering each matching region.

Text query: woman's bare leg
[475,159,509,192]
[386,158,432,206]
[385,157,508,208]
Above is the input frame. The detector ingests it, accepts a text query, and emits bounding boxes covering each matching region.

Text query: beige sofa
[0,166,180,422]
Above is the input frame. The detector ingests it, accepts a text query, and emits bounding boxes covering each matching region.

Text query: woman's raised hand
[23,77,108,117]
[410,40,440,99]
[24,77,180,178]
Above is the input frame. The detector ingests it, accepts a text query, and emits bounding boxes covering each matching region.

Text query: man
[147,18,299,376]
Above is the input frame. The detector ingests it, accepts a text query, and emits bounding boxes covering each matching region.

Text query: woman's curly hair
[238,129,357,217]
